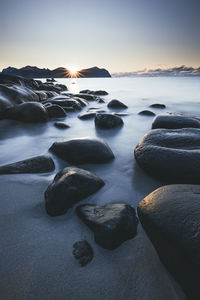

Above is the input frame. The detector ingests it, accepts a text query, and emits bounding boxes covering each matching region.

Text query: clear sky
[0,0,200,73]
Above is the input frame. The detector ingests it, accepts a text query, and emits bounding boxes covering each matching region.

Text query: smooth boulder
[152,114,200,129]
[78,112,96,120]
[54,122,70,129]
[73,240,94,267]
[137,184,200,300]
[76,203,138,250]
[107,99,127,109]
[46,104,66,118]
[0,155,55,174]
[134,128,200,183]
[45,167,105,216]
[95,113,123,129]
[49,137,114,164]
[138,110,155,116]
[150,103,166,109]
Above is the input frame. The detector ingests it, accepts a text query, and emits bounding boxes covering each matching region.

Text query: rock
[137,184,200,300]
[46,104,66,118]
[73,240,94,267]
[150,103,166,109]
[46,78,56,82]
[0,155,55,174]
[74,93,96,101]
[76,203,138,250]
[97,98,105,103]
[62,107,75,112]
[4,102,48,122]
[138,110,155,116]
[95,113,123,129]
[49,137,114,164]
[78,112,96,120]
[73,97,88,107]
[134,128,200,183]
[152,114,200,129]
[107,99,127,109]
[80,90,108,96]
[54,122,70,129]
[45,167,105,216]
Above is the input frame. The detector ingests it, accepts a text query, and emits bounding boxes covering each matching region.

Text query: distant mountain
[1,66,111,78]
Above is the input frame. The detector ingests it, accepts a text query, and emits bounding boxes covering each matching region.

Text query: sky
[0,0,200,73]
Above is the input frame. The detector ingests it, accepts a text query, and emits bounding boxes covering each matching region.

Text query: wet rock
[73,240,94,267]
[62,106,75,112]
[0,155,55,174]
[49,137,114,164]
[45,167,105,216]
[150,103,166,109]
[107,99,127,109]
[76,203,138,250]
[46,104,66,118]
[152,114,200,129]
[54,122,70,129]
[78,112,96,120]
[73,97,88,107]
[95,113,123,129]
[80,89,108,96]
[74,93,96,101]
[4,102,48,122]
[137,184,200,300]
[134,128,200,183]
[97,98,105,104]
[138,110,155,116]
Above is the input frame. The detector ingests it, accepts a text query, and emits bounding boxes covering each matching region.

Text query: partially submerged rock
[49,137,114,164]
[74,93,96,101]
[76,203,138,250]
[95,113,123,129]
[138,110,155,116]
[107,99,127,109]
[45,167,105,216]
[137,184,200,300]
[73,240,94,267]
[150,103,166,109]
[46,104,66,118]
[54,122,70,129]
[134,128,200,183]
[78,112,96,120]
[4,102,48,122]
[0,155,55,174]
[80,89,108,96]
[152,114,200,129]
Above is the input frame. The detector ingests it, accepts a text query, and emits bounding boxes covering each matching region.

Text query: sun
[68,66,78,77]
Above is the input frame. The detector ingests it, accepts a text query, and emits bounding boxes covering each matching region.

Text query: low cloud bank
[112,65,200,77]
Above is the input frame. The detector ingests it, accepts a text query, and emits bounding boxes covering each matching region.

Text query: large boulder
[49,137,114,164]
[76,203,138,250]
[4,102,48,122]
[137,184,200,300]
[45,167,105,216]
[107,99,127,109]
[46,104,66,118]
[95,113,123,129]
[152,114,200,129]
[0,155,55,174]
[134,128,200,183]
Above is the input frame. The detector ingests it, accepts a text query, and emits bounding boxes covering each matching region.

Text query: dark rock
[74,94,96,101]
[45,167,105,216]
[80,89,108,96]
[150,103,166,109]
[138,110,155,116]
[73,97,88,107]
[73,240,94,267]
[78,112,96,120]
[134,128,200,183]
[46,78,56,82]
[95,113,123,129]
[62,106,75,112]
[97,98,105,104]
[137,184,200,300]
[54,122,70,129]
[152,114,200,129]
[46,104,66,118]
[49,137,114,164]
[107,99,127,109]
[0,155,55,174]
[4,102,48,122]
[76,203,138,250]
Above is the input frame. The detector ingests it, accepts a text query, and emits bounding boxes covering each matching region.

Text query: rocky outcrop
[0,155,55,174]
[107,99,127,109]
[49,137,114,164]
[137,184,200,300]
[134,128,200,183]
[45,167,104,216]
[95,113,123,129]
[152,114,200,129]
[73,240,94,267]
[76,203,138,250]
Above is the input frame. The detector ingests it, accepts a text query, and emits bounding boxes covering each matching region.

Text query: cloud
[112,65,200,77]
